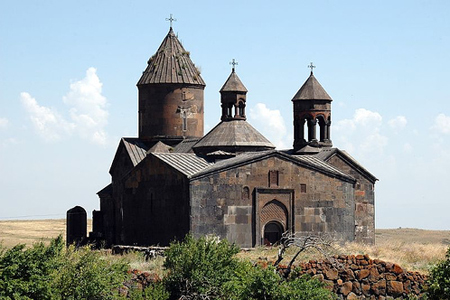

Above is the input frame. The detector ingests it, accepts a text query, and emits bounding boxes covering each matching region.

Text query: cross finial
[166,14,177,29]
[308,62,316,75]
[230,59,238,72]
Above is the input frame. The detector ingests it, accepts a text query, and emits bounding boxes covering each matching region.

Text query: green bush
[0,236,129,299]
[0,236,64,299]
[162,234,335,300]
[163,234,240,299]
[427,246,450,300]
[224,262,335,300]
[52,245,129,299]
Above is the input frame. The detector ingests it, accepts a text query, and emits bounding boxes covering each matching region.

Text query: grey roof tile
[137,28,205,86]
[122,138,149,166]
[220,70,248,92]
[173,138,199,153]
[193,120,275,149]
[148,141,171,153]
[151,153,213,177]
[192,150,354,182]
[292,73,332,101]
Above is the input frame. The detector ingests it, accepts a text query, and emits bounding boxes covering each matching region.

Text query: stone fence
[292,254,427,299]
[113,247,428,299]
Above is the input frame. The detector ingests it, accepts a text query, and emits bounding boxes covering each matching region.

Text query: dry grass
[238,228,450,274]
[0,219,92,248]
[0,220,448,275]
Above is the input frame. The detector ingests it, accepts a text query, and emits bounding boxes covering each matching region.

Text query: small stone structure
[293,254,427,299]
[66,206,87,246]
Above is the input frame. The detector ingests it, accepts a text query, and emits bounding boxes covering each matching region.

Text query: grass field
[0,219,91,249]
[1,219,448,274]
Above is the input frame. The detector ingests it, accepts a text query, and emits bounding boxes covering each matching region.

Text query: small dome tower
[292,63,333,152]
[220,59,248,121]
[137,23,205,146]
[193,62,274,156]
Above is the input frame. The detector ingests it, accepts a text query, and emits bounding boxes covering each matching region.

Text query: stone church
[88,25,377,248]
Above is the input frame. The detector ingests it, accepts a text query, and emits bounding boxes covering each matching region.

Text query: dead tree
[273,232,337,278]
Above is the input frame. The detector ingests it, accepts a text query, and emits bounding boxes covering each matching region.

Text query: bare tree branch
[273,232,338,279]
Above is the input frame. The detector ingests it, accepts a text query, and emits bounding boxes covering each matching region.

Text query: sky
[1,1,449,230]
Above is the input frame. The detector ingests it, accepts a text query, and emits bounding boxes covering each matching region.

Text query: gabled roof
[220,70,248,93]
[151,153,213,177]
[108,138,150,179]
[97,183,112,196]
[193,120,275,150]
[148,141,171,153]
[292,73,332,101]
[137,28,205,86]
[313,147,378,183]
[191,150,354,182]
[121,138,149,166]
[173,138,199,153]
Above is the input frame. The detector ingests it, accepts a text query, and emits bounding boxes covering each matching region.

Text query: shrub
[0,236,129,299]
[163,234,335,300]
[427,246,450,300]
[224,262,335,300]
[0,236,64,299]
[52,245,129,299]
[163,234,240,299]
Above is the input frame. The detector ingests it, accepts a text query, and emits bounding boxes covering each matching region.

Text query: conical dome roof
[220,69,248,92]
[292,73,332,101]
[193,120,275,154]
[137,28,205,86]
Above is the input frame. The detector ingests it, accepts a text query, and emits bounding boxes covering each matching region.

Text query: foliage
[0,236,64,299]
[163,234,241,299]
[427,246,450,300]
[142,282,170,300]
[52,245,129,299]
[225,262,335,300]
[0,235,129,299]
[162,234,335,300]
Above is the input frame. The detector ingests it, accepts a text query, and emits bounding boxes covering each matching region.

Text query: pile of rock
[294,254,427,299]
[120,269,161,296]
[112,245,166,260]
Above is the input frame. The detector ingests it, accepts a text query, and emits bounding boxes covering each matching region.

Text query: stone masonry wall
[190,154,355,248]
[293,254,427,299]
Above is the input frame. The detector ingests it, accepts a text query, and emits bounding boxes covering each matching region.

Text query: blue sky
[1,1,449,229]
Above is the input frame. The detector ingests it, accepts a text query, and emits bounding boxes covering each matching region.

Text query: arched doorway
[263,221,284,245]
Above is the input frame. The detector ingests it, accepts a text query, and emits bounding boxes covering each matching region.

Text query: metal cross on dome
[166,14,177,28]
[308,62,316,74]
[230,59,238,72]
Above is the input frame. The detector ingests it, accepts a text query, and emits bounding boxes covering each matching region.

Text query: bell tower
[137,20,205,146]
[292,63,333,152]
[220,59,248,121]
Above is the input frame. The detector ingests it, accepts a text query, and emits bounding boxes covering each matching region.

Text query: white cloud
[388,116,407,131]
[248,103,290,149]
[0,117,9,129]
[431,113,450,134]
[403,143,412,153]
[21,92,73,141]
[333,108,388,158]
[21,68,108,145]
[63,67,108,144]
[353,108,383,127]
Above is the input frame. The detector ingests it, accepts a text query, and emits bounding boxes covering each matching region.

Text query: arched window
[227,103,233,118]
[242,186,250,200]
[317,115,326,142]
[238,100,245,117]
